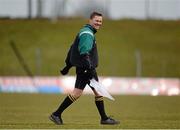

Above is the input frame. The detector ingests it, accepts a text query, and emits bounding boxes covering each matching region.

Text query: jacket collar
[85,24,97,34]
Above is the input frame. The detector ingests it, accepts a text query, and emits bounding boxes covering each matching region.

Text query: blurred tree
[145,0,150,19]
[37,0,43,18]
[28,0,32,19]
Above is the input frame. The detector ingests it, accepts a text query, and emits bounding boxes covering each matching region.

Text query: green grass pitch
[1,19,180,77]
[0,93,180,129]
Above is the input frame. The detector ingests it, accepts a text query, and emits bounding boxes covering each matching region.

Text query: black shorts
[75,67,98,90]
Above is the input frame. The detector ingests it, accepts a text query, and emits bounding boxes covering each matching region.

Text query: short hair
[90,12,103,19]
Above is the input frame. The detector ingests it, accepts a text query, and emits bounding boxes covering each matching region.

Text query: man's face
[89,15,103,30]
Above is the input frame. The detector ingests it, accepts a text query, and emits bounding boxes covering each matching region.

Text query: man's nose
[97,21,101,24]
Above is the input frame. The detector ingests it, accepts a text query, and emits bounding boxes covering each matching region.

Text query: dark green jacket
[69,24,98,68]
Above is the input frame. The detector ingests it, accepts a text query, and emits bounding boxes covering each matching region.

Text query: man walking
[49,12,119,125]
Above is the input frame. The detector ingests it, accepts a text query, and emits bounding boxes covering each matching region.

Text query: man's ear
[89,19,93,24]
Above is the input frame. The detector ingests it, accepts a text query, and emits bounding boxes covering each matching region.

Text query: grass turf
[0,19,180,77]
[0,93,180,129]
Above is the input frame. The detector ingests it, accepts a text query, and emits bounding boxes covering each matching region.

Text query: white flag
[90,79,115,101]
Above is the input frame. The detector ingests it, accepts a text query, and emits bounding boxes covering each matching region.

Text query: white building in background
[0,0,180,20]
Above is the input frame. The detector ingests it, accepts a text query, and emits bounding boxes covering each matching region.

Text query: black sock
[95,96,108,120]
[53,94,77,117]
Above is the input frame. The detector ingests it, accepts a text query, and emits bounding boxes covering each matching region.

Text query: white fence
[0,76,179,96]
[0,0,180,20]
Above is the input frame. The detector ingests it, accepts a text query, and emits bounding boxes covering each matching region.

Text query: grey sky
[0,0,180,20]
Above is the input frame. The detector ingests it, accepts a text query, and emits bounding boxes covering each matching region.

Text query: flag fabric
[90,79,115,101]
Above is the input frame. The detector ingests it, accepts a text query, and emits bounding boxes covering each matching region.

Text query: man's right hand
[80,54,92,70]
[85,69,95,79]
